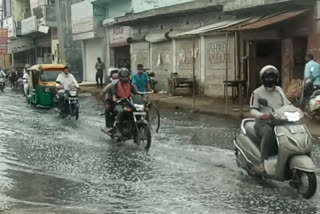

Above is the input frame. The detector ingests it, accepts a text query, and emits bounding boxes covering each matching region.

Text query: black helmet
[119,68,130,83]
[259,65,279,89]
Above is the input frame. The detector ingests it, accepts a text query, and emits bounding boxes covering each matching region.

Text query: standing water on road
[0,90,320,213]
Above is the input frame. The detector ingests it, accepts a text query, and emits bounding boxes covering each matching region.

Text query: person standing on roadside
[95,57,106,88]
[301,54,320,109]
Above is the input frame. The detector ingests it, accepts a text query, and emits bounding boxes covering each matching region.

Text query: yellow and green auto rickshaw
[28,64,65,108]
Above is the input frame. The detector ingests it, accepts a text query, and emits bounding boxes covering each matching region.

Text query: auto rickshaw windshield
[40,70,61,82]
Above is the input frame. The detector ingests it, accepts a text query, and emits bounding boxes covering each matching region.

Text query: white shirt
[23,72,29,83]
[56,73,79,89]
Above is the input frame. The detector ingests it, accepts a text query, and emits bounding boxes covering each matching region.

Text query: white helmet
[259,65,279,89]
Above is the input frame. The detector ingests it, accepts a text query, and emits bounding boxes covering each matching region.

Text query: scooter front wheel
[295,171,317,199]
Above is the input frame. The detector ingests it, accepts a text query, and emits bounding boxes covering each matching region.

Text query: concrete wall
[205,34,235,97]
[84,38,104,82]
[106,0,132,18]
[60,0,84,80]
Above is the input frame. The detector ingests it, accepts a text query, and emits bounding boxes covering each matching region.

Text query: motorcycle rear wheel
[296,171,317,199]
[134,123,152,151]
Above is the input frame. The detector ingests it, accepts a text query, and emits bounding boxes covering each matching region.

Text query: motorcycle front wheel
[295,171,317,199]
[134,123,152,151]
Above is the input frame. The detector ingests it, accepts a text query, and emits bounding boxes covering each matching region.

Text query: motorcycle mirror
[258,98,269,107]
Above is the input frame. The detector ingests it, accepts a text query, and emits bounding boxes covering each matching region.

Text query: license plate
[289,125,305,134]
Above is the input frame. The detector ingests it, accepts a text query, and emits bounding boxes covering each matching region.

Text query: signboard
[109,26,130,47]
[8,37,34,54]
[30,0,46,12]
[72,1,94,35]
[3,17,15,38]
[21,16,38,35]
[0,28,8,54]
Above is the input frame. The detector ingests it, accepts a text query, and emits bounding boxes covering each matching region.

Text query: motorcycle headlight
[69,91,77,96]
[134,104,145,111]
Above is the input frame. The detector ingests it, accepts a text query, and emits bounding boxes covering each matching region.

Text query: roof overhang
[113,0,222,26]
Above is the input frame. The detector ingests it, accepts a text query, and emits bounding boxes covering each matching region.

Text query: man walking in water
[95,57,106,88]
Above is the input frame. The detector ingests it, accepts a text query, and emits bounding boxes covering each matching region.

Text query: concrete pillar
[172,39,176,73]
[308,1,320,61]
[200,35,205,94]
[81,40,87,81]
[282,38,294,93]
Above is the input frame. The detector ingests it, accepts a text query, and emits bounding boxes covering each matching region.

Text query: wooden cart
[168,73,194,96]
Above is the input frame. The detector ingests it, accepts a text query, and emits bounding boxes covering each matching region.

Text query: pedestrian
[132,64,150,93]
[23,65,31,97]
[95,57,106,88]
[301,53,320,109]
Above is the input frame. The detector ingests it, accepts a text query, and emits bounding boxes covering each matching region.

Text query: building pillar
[81,40,87,81]
[200,36,205,95]
[172,39,176,74]
[282,38,294,93]
[308,1,320,61]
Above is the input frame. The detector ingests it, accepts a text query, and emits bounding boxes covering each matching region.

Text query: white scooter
[234,99,317,199]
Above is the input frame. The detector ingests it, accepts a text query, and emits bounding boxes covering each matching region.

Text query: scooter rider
[250,65,291,173]
[111,68,138,137]
[56,66,79,109]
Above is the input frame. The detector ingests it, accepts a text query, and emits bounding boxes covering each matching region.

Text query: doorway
[114,45,130,70]
[248,39,282,93]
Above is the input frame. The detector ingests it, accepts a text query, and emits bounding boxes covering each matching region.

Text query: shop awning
[145,32,170,43]
[226,9,309,31]
[177,9,309,36]
[177,19,249,36]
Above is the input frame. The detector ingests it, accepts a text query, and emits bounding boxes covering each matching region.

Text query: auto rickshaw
[28,64,65,108]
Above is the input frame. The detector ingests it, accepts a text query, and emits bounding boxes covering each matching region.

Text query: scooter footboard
[234,134,261,165]
[290,155,317,172]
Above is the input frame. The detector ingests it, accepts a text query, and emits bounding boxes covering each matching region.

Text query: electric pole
[55,0,65,63]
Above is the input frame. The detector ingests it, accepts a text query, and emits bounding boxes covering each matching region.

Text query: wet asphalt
[1,88,320,214]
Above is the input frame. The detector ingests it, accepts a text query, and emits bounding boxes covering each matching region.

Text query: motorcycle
[0,77,5,92]
[145,69,157,91]
[55,86,80,120]
[103,91,153,150]
[234,99,317,199]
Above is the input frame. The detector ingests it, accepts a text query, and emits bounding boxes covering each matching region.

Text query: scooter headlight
[284,111,300,122]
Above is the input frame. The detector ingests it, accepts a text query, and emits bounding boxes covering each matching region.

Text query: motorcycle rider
[101,69,119,130]
[301,54,320,109]
[56,66,79,110]
[132,64,150,93]
[111,68,138,137]
[250,65,291,173]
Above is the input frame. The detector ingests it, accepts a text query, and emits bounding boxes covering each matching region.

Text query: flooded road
[1,89,320,214]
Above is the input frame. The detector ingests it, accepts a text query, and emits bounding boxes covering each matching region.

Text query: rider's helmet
[119,68,130,83]
[260,65,279,91]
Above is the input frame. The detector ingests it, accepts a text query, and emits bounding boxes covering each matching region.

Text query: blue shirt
[304,60,320,86]
[132,72,149,92]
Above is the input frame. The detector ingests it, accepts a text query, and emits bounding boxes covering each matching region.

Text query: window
[3,0,12,17]
[40,70,61,82]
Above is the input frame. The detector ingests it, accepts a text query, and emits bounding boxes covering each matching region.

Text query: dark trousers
[105,99,115,128]
[96,70,103,88]
[114,105,124,125]
[254,121,277,162]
